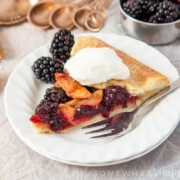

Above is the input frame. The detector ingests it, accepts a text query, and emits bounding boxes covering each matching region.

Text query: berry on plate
[49,29,74,63]
[31,56,64,83]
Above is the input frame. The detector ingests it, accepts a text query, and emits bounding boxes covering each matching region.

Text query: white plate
[4,33,180,166]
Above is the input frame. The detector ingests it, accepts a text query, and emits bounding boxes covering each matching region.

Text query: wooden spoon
[0,0,30,26]
[72,0,98,29]
[85,0,113,32]
[49,0,93,30]
[27,1,59,29]
[27,0,73,29]
[49,4,75,30]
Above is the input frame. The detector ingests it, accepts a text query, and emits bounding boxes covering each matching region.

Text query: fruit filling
[44,87,72,103]
[30,74,138,132]
[74,86,138,119]
[30,100,71,131]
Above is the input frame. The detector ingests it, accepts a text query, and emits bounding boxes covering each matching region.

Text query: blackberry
[122,0,180,23]
[35,99,58,116]
[122,0,159,21]
[33,99,70,131]
[75,105,99,118]
[101,86,131,110]
[44,87,71,103]
[32,56,63,83]
[122,0,143,20]
[149,0,180,23]
[49,29,74,63]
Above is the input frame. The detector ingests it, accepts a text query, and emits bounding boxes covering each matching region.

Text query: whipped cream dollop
[64,47,130,85]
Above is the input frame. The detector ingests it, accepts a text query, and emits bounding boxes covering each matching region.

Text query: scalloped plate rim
[4,33,180,166]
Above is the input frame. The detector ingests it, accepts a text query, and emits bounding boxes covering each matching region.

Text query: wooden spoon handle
[94,0,113,13]
[67,0,95,8]
[0,48,3,60]
[80,0,98,6]
[104,0,113,9]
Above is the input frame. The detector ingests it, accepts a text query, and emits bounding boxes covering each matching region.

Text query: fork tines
[82,112,132,138]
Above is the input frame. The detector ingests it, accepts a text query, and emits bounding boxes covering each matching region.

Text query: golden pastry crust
[32,123,74,133]
[71,36,170,100]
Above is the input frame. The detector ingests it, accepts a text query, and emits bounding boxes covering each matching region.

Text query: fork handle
[138,77,180,113]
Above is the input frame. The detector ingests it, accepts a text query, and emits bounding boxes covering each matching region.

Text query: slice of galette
[30,36,170,133]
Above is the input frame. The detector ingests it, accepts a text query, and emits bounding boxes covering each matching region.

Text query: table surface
[0,1,180,179]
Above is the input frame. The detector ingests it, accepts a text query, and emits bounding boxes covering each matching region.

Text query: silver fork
[82,77,180,138]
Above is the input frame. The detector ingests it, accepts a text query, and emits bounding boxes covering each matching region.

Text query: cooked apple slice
[65,90,103,108]
[59,104,88,126]
[55,73,92,99]
[65,99,80,107]
[59,104,75,125]
[81,90,103,106]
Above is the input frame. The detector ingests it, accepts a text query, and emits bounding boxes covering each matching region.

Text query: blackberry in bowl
[119,0,180,45]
